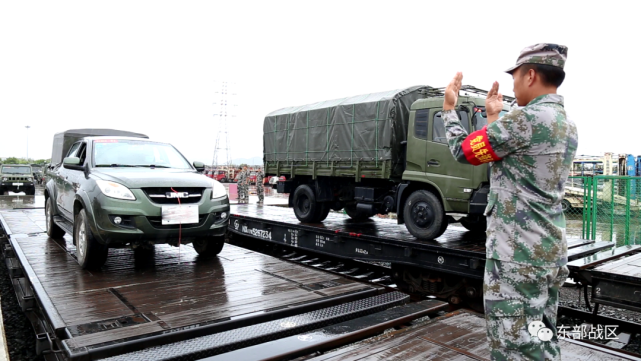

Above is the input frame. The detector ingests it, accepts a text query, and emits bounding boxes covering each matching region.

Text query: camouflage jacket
[255,170,264,186]
[443,94,578,267]
[237,170,247,184]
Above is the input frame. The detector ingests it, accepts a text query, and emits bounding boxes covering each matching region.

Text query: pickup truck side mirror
[193,161,205,172]
[63,157,85,171]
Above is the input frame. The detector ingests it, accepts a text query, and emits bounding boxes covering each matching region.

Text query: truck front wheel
[293,185,324,223]
[403,190,445,241]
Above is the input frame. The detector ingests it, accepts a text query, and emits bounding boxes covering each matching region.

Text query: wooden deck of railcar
[305,310,637,361]
[0,205,404,360]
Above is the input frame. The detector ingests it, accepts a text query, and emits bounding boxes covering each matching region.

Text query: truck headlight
[211,180,227,199]
[96,180,136,200]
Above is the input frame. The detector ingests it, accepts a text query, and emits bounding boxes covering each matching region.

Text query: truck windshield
[93,140,192,169]
[473,109,509,130]
[1,166,31,174]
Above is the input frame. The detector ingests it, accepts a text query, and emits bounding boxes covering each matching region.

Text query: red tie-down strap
[461,126,502,165]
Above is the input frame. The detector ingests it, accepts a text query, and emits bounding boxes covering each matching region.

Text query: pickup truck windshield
[1,166,31,174]
[93,140,192,169]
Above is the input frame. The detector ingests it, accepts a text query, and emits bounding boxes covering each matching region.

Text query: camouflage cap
[505,43,568,74]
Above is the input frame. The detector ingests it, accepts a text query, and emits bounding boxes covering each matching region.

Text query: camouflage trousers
[257,185,264,203]
[484,258,569,361]
[238,184,249,202]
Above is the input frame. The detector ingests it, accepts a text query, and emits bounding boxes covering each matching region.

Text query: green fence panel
[564,176,641,246]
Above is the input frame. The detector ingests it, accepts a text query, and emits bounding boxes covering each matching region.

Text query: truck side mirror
[193,161,205,172]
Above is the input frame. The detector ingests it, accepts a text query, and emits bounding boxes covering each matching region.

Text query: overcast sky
[1,0,637,164]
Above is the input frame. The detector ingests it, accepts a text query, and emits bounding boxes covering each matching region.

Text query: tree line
[0,157,50,165]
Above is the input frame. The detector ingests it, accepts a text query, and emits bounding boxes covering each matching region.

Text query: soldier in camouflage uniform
[255,168,265,204]
[442,44,578,360]
[237,165,248,203]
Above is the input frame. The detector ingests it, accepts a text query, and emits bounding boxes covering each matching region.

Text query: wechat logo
[528,321,553,342]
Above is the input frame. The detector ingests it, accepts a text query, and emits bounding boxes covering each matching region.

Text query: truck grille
[142,187,204,204]
[3,176,30,182]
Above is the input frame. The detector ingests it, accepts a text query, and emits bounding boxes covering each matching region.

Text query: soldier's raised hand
[444,72,463,111]
[485,81,503,121]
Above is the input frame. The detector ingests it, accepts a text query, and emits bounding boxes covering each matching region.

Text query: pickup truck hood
[91,168,212,188]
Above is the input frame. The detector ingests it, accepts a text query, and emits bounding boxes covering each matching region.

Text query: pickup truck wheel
[221,178,228,183]
[74,209,108,270]
[561,199,572,212]
[45,198,65,238]
[459,216,487,233]
[25,187,36,196]
[193,236,225,257]
[344,205,371,221]
[293,185,323,223]
[403,190,445,240]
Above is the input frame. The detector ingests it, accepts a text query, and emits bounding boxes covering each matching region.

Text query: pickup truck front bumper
[87,190,230,246]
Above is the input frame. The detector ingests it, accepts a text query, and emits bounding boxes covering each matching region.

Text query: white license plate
[13,183,23,186]
[161,205,198,225]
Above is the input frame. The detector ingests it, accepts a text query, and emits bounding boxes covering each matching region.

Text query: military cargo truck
[264,85,513,240]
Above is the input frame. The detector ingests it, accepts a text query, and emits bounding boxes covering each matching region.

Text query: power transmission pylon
[211,81,236,172]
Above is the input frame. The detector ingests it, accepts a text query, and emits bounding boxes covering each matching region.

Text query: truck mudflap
[469,184,490,214]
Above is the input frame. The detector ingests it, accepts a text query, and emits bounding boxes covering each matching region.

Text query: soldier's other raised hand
[444,72,463,111]
[485,81,503,124]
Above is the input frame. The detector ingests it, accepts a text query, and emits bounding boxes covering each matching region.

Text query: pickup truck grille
[142,187,204,204]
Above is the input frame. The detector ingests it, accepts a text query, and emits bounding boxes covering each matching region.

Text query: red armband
[461,126,502,165]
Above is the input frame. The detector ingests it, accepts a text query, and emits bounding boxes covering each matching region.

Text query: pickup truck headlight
[1,177,6,182]
[96,180,136,200]
[211,180,227,199]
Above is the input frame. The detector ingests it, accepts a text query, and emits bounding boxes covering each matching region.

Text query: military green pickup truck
[45,129,230,269]
[1,164,36,195]
[264,86,512,240]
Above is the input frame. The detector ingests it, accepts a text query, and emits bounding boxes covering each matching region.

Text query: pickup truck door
[62,142,88,218]
[55,141,83,220]
[404,109,429,178]
[425,109,476,212]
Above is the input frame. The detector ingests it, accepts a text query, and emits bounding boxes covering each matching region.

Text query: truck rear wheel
[459,216,487,233]
[317,202,331,222]
[293,185,325,223]
[344,205,371,221]
[403,190,445,241]
[74,208,109,270]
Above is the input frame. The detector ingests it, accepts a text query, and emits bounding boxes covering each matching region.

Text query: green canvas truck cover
[263,86,433,176]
